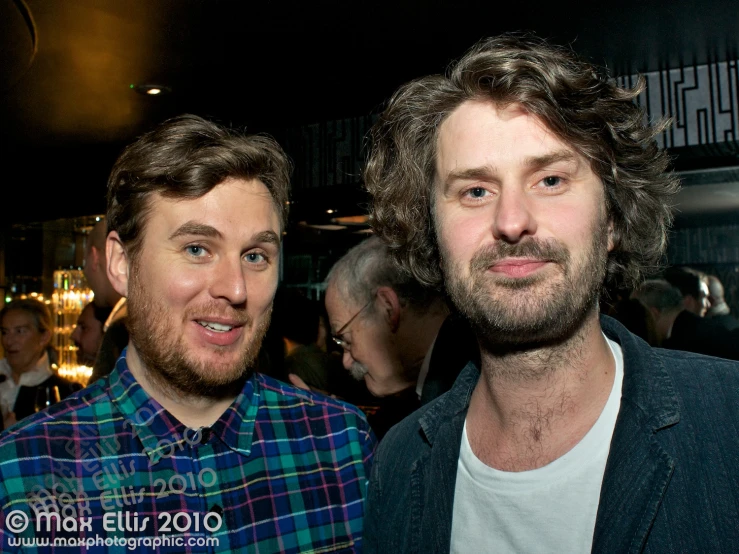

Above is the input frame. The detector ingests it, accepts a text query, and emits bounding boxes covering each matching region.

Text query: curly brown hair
[365,34,679,291]
[107,114,291,262]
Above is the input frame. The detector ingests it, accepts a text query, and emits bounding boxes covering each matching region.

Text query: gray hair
[632,279,684,313]
[326,236,440,311]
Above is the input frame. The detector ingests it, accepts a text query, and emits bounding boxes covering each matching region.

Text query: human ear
[106,231,130,297]
[89,245,101,272]
[376,286,401,333]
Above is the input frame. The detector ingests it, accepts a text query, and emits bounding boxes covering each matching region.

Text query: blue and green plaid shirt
[0,352,375,553]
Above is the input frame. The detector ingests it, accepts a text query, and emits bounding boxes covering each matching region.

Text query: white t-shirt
[450,337,624,554]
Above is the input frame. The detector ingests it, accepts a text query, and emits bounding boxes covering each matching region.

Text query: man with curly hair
[363,34,739,553]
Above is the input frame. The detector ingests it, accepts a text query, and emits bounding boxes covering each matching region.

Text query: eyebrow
[168,222,222,241]
[522,150,579,170]
[443,150,580,190]
[253,230,281,246]
[169,222,281,248]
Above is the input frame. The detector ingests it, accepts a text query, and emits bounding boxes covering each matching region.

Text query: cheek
[435,207,488,263]
[247,272,279,313]
[541,200,601,246]
[155,266,205,305]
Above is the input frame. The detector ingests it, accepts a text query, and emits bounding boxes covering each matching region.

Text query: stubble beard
[126,269,270,401]
[440,221,609,354]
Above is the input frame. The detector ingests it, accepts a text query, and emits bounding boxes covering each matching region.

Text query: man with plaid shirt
[0,114,375,553]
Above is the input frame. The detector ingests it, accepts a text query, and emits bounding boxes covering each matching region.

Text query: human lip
[489,258,550,277]
[193,317,246,346]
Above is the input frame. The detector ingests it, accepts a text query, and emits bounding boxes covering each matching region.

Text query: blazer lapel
[415,363,478,553]
[591,403,676,553]
[594,317,680,553]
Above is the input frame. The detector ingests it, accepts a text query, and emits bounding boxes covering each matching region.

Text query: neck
[124,344,236,428]
[467,311,615,471]
[10,354,44,384]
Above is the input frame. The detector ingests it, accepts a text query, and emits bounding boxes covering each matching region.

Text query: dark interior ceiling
[2,0,738,224]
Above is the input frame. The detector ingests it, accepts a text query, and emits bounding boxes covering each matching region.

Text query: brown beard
[125,265,271,400]
[440,218,609,353]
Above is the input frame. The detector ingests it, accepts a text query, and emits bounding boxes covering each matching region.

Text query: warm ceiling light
[131,84,172,96]
[326,209,335,214]
[333,214,369,225]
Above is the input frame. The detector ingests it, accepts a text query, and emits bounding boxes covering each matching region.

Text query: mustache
[184,303,254,326]
[469,238,570,273]
[348,362,369,381]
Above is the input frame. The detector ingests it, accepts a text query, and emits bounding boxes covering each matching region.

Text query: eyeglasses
[331,298,373,350]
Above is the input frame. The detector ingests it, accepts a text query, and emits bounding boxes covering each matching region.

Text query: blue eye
[186,245,206,256]
[246,252,266,263]
[542,176,561,187]
[468,187,487,198]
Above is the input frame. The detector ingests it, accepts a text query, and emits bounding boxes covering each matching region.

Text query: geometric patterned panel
[617,60,739,150]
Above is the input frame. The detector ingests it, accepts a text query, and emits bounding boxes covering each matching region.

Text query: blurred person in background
[84,218,130,382]
[84,218,124,315]
[71,301,111,367]
[609,297,659,346]
[663,266,710,317]
[705,274,738,331]
[631,279,684,345]
[656,269,739,359]
[279,289,341,393]
[0,299,79,430]
[324,237,471,439]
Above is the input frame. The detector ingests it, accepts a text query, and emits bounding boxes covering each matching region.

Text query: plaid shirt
[0,353,375,553]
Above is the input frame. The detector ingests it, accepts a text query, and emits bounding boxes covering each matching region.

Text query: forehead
[1,309,35,328]
[699,280,710,296]
[141,177,281,245]
[436,100,582,172]
[325,284,359,325]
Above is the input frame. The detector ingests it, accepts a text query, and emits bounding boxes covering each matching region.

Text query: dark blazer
[364,316,739,553]
[13,373,81,422]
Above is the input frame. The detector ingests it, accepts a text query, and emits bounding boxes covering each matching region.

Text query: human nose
[492,187,537,242]
[210,257,248,305]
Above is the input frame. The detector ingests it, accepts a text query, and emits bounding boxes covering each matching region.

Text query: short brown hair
[1,298,53,339]
[365,34,679,290]
[107,114,291,260]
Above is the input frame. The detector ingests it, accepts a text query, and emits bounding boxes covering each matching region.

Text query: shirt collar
[0,352,51,382]
[18,352,53,387]
[108,350,260,464]
[210,373,259,456]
